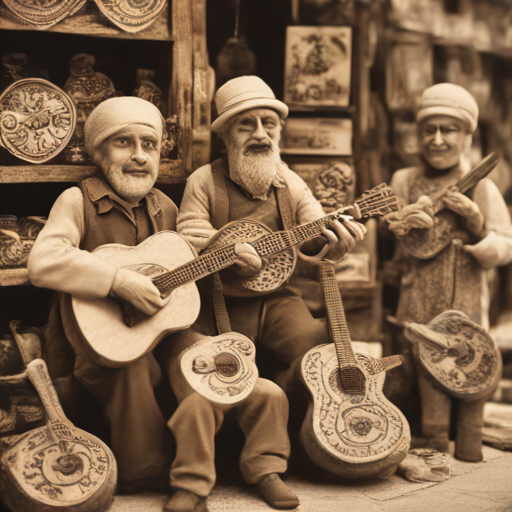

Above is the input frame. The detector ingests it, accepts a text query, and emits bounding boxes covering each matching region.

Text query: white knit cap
[84,96,165,156]
[211,76,288,133]
[416,83,479,133]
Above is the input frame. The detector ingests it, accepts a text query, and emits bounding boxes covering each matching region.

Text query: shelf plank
[288,105,357,114]
[0,269,29,287]
[0,3,172,41]
[0,160,186,184]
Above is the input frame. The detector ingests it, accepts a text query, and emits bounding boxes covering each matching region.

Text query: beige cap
[84,96,165,157]
[211,76,288,133]
[416,83,479,133]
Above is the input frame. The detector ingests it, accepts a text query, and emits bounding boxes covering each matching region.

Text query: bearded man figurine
[28,97,178,494]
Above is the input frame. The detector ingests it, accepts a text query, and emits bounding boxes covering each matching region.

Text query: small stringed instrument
[179,332,258,407]
[0,359,117,512]
[404,310,502,401]
[300,264,410,479]
[62,184,398,368]
[397,152,500,259]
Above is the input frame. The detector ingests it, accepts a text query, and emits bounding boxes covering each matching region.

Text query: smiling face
[95,124,160,205]
[222,108,283,198]
[419,115,468,170]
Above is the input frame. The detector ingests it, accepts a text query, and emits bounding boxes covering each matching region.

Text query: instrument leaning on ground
[404,310,502,401]
[300,263,410,479]
[396,152,500,259]
[61,184,398,368]
[0,359,117,512]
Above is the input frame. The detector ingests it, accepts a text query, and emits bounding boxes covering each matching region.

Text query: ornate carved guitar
[300,264,410,479]
[0,359,116,512]
[397,152,500,259]
[62,184,398,368]
[404,310,502,401]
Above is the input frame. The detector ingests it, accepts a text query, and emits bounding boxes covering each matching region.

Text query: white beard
[99,157,157,205]
[226,137,282,199]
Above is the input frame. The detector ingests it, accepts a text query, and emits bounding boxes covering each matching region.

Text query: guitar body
[300,344,410,479]
[61,231,200,368]
[179,332,259,407]
[203,219,296,297]
[405,310,502,401]
[0,359,116,512]
[398,210,470,260]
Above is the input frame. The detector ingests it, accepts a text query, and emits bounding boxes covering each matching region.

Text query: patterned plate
[2,0,86,29]
[0,79,76,164]
[94,0,167,33]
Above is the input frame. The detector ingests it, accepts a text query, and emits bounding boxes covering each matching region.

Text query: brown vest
[78,177,178,251]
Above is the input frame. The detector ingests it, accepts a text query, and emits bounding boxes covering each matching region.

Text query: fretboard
[152,246,237,294]
[320,264,358,367]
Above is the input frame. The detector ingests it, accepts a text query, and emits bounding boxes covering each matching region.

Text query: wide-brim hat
[211,75,288,133]
[416,83,479,133]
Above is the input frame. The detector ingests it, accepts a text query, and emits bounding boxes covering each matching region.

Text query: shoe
[164,489,208,512]
[256,473,300,509]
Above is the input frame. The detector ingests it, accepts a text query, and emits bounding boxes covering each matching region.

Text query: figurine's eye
[143,140,157,150]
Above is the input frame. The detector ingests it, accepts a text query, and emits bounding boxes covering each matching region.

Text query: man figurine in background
[28,97,177,494]
[161,76,365,512]
[385,83,512,460]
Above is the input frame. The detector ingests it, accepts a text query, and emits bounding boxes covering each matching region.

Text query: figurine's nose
[131,142,148,164]
[253,119,266,140]
[433,128,444,146]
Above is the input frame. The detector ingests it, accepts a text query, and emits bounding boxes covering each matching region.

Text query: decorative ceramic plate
[2,0,85,29]
[0,79,76,164]
[94,0,167,33]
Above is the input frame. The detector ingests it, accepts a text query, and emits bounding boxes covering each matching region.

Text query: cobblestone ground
[109,446,512,512]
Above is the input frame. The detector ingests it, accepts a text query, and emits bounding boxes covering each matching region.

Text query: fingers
[298,242,331,265]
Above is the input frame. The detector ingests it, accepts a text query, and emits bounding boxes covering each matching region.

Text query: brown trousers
[74,354,172,489]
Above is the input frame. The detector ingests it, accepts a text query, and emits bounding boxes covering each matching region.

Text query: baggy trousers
[74,353,172,489]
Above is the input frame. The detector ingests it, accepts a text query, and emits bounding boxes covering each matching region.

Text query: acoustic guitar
[300,263,410,479]
[62,184,398,368]
[0,359,116,512]
[404,310,502,401]
[397,152,500,259]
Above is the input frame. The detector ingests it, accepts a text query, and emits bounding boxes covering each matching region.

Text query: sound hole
[214,353,239,377]
[51,454,84,476]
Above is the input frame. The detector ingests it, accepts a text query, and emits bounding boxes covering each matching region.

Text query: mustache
[122,164,150,173]
[243,140,275,155]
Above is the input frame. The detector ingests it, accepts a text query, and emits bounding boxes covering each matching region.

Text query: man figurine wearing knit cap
[385,83,512,461]
[160,76,365,512]
[28,97,177,493]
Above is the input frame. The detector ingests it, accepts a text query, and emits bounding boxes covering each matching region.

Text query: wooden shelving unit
[0,268,29,287]
[0,160,185,184]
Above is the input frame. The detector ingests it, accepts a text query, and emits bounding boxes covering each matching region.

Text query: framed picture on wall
[281,118,352,155]
[284,26,352,107]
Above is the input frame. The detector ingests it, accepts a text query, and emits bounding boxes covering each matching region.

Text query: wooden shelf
[288,105,357,114]
[0,269,29,287]
[0,160,186,184]
[0,3,172,41]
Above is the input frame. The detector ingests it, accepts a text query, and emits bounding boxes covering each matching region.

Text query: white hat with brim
[211,76,289,133]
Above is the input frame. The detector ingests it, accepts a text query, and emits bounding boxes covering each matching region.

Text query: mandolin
[404,310,502,401]
[300,263,410,479]
[397,152,500,260]
[179,332,258,408]
[62,184,398,368]
[0,359,116,512]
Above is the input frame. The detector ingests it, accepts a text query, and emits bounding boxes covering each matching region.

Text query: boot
[164,489,208,512]
[256,474,300,510]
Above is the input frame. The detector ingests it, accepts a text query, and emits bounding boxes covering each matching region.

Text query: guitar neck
[253,183,399,257]
[152,246,237,294]
[319,263,358,368]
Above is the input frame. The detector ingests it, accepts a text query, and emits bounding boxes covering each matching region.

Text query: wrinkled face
[96,124,160,205]
[419,115,468,170]
[222,108,283,198]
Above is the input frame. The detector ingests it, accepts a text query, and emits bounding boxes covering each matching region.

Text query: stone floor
[109,446,512,512]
